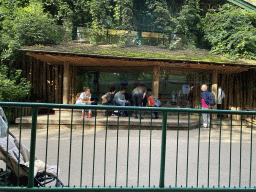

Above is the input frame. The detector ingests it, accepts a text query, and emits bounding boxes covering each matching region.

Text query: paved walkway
[6,123,256,188]
[15,113,200,129]
[14,111,252,130]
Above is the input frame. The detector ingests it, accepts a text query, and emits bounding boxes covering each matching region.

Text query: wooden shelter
[20,48,256,119]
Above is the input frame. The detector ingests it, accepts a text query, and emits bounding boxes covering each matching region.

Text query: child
[147,92,161,119]
[76,87,93,118]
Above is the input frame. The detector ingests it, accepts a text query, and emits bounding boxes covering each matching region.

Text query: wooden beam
[152,66,160,99]
[63,62,70,104]
[194,73,200,109]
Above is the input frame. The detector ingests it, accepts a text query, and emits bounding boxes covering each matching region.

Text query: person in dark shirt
[102,86,116,105]
[102,86,116,116]
[132,84,147,119]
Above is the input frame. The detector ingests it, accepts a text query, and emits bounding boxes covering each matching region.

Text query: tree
[175,0,202,48]
[1,1,64,66]
[202,4,256,59]
[0,0,63,100]
[1,1,64,46]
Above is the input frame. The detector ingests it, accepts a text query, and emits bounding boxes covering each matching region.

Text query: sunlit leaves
[0,65,31,102]
[203,4,256,59]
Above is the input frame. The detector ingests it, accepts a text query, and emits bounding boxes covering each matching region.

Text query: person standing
[217,87,225,118]
[201,84,211,129]
[113,86,130,117]
[132,84,147,119]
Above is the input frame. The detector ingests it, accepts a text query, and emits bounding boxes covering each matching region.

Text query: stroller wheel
[56,180,64,187]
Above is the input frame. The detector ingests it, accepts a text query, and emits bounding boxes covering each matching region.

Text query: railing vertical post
[28,107,38,188]
[159,111,167,188]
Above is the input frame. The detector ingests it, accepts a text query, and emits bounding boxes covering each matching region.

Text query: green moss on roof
[21,43,256,65]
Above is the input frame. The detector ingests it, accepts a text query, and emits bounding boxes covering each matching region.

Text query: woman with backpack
[201,84,213,129]
[147,91,161,119]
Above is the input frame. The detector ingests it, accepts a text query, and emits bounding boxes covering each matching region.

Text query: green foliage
[0,0,65,65]
[0,65,31,101]
[0,0,62,100]
[202,4,256,59]
[80,25,106,45]
[11,2,63,45]
[175,0,202,48]
[147,0,175,33]
[113,0,134,30]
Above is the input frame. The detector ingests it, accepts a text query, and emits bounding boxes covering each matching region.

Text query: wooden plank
[236,73,241,120]
[152,66,160,99]
[74,66,78,103]
[47,64,51,103]
[36,59,40,98]
[228,74,233,118]
[51,65,55,103]
[193,72,200,109]
[59,65,63,104]
[63,62,70,104]
[249,72,253,107]
[54,65,59,103]
[42,62,47,102]
[71,66,77,104]
[69,65,73,104]
[32,57,36,95]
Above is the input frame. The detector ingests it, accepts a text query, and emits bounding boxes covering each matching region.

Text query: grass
[22,43,256,65]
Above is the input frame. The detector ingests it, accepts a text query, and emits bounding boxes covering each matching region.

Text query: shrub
[0,65,31,102]
[202,4,256,59]
[1,1,64,46]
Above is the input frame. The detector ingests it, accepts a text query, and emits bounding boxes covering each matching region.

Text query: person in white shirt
[76,87,93,118]
[217,87,225,118]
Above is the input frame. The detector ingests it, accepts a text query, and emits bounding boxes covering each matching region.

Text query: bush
[0,65,31,102]
[1,1,64,46]
[202,4,256,59]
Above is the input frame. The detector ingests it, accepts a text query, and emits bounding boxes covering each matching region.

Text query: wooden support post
[63,62,70,104]
[153,66,160,99]
[95,72,100,102]
[212,70,218,119]
[194,72,200,109]
[59,65,63,103]
[236,73,241,120]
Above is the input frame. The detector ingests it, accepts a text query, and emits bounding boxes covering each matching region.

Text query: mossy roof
[21,43,256,66]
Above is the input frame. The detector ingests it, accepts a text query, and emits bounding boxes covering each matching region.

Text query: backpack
[206,92,216,106]
[153,97,161,107]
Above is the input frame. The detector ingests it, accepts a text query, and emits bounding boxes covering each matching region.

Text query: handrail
[0,102,255,115]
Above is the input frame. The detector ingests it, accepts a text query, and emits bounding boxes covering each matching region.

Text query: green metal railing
[0,102,256,191]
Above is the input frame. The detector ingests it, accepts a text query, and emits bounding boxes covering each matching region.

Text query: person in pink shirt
[201,84,210,129]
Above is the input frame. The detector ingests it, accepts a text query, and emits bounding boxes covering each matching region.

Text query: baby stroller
[0,107,64,187]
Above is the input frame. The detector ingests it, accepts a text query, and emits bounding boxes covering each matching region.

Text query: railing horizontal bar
[1,186,256,191]
[1,102,256,115]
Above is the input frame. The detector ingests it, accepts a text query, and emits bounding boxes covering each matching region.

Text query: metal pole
[28,107,38,188]
[159,111,167,188]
